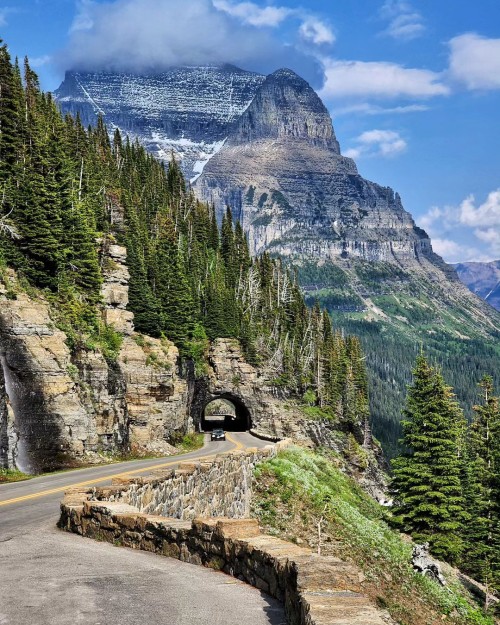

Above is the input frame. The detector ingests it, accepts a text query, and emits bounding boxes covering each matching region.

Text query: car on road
[211,428,226,441]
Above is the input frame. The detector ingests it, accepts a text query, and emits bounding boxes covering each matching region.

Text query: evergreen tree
[0,41,372,443]
[391,354,466,563]
[154,217,195,349]
[462,376,500,595]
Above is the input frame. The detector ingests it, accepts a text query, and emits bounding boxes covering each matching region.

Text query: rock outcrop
[189,338,387,498]
[0,252,188,471]
[195,69,436,265]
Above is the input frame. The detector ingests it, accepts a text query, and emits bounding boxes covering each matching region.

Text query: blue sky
[1,0,500,262]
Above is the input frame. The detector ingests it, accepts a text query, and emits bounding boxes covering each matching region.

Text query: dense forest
[298,259,500,457]
[0,41,368,426]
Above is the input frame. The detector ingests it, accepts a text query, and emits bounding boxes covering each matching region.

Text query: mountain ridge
[453,260,500,311]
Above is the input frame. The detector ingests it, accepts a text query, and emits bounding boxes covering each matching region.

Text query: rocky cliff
[1,271,383,486]
[55,66,265,182]
[0,245,188,472]
[196,69,439,266]
[51,64,500,456]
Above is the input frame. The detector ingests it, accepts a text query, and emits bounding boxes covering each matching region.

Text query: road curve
[0,432,285,625]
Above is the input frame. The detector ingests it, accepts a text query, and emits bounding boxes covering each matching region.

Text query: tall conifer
[391,354,466,563]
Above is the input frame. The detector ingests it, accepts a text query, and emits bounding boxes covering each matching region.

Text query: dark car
[211,428,226,441]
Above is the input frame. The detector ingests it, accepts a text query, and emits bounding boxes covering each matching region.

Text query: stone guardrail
[106,443,287,520]
[59,442,386,625]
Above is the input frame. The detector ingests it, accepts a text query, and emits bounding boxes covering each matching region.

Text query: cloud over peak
[379,1,425,41]
[419,190,500,261]
[61,0,328,87]
[320,58,449,100]
[344,128,407,159]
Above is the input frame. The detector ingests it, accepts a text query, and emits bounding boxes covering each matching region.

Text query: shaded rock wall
[0,261,188,471]
[191,338,364,443]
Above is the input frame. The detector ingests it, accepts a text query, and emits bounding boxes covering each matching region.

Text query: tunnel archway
[201,395,252,432]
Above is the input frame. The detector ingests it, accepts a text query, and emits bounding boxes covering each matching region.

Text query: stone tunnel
[196,392,252,432]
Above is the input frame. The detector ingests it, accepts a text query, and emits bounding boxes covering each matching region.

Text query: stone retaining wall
[108,446,280,520]
[59,498,386,625]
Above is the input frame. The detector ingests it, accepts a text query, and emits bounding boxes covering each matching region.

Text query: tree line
[392,353,500,606]
[0,40,369,428]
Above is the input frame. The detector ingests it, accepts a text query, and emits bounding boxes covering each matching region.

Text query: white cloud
[334,102,429,116]
[0,6,17,28]
[61,0,324,84]
[343,148,361,159]
[212,0,291,27]
[344,129,407,159]
[419,190,500,262]
[299,17,335,46]
[380,1,425,41]
[215,1,334,47]
[431,238,488,263]
[431,238,463,259]
[459,191,500,227]
[320,58,449,100]
[475,227,500,250]
[448,33,500,90]
[70,0,96,32]
[30,55,52,68]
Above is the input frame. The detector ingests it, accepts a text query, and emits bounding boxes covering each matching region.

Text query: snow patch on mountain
[54,66,265,180]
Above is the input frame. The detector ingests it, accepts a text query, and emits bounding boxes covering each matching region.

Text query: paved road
[0,432,285,625]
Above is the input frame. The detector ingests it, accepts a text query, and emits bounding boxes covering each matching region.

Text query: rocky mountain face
[454,260,500,311]
[196,69,436,265]
[0,270,382,483]
[55,65,500,455]
[55,66,265,181]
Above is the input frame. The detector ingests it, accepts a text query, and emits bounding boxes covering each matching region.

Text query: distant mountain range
[55,67,500,455]
[454,260,500,311]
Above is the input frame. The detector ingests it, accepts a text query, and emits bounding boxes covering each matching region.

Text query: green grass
[0,468,31,483]
[253,447,494,625]
[179,432,205,451]
[175,432,205,452]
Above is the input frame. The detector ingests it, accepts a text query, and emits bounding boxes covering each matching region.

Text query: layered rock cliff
[195,69,437,266]
[0,245,188,472]
[49,63,500,457]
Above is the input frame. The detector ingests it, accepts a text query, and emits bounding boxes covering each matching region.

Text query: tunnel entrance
[201,396,251,432]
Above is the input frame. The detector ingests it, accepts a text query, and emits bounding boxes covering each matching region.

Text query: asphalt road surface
[0,432,285,625]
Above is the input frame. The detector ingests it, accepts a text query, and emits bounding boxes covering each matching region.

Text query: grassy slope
[252,447,493,625]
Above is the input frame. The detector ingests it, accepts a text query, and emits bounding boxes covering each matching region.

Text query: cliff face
[0,244,188,472]
[52,66,460,270]
[195,69,435,265]
[54,66,265,182]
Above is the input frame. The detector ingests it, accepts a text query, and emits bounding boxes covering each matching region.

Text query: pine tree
[462,376,500,595]
[154,216,195,349]
[391,354,466,563]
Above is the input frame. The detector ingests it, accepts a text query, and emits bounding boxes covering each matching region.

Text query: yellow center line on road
[0,432,246,508]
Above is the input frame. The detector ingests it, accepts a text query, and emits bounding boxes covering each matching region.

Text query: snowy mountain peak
[55,66,266,179]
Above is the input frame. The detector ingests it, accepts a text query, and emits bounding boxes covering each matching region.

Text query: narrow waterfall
[0,353,31,473]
